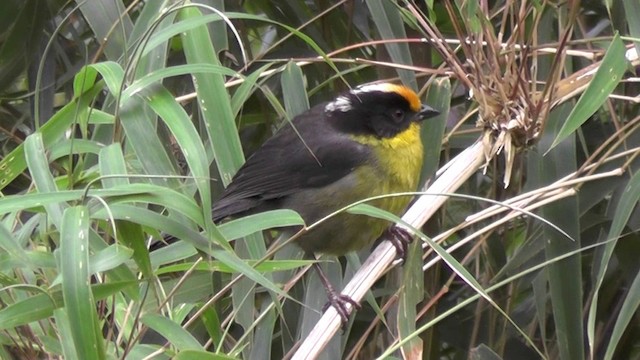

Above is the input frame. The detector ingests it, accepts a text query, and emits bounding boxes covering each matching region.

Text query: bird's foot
[321,290,361,327]
[384,226,414,262]
[313,263,361,327]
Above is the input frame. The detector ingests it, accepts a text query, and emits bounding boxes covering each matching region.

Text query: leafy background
[0,0,638,359]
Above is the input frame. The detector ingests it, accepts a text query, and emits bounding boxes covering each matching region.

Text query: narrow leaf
[141,314,203,350]
[548,34,626,150]
[60,206,105,359]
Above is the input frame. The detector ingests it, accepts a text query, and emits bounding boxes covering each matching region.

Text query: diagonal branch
[292,141,485,359]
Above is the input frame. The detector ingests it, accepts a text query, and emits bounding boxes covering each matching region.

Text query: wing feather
[212,104,370,221]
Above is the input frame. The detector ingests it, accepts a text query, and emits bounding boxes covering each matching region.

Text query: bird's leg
[383,226,414,262]
[312,262,361,326]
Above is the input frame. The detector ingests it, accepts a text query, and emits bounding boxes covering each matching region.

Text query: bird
[213,82,439,321]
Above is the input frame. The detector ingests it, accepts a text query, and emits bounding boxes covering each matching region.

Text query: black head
[324,83,439,138]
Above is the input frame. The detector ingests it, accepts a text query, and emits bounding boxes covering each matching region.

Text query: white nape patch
[353,83,392,94]
[324,83,392,113]
[324,95,353,112]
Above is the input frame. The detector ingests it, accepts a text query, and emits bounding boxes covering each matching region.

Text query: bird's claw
[322,291,361,327]
[385,226,414,262]
[313,262,361,327]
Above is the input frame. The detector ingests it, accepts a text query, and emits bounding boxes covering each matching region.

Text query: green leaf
[88,244,134,275]
[0,281,135,332]
[200,306,223,349]
[141,314,203,351]
[0,82,103,191]
[548,33,626,150]
[0,0,47,92]
[0,222,29,265]
[174,350,239,360]
[123,64,242,102]
[92,204,289,299]
[420,77,451,183]
[24,134,64,227]
[98,144,129,188]
[349,203,543,357]
[367,0,416,88]
[118,94,181,188]
[0,184,198,218]
[48,139,104,161]
[137,84,211,215]
[53,309,79,360]
[589,168,640,358]
[60,206,105,360]
[88,62,126,98]
[178,7,244,186]
[116,220,154,280]
[127,0,174,83]
[231,64,272,118]
[532,103,584,360]
[623,0,640,56]
[604,268,640,360]
[398,236,424,357]
[217,210,304,240]
[0,288,59,330]
[281,62,310,119]
[155,259,312,275]
[73,66,99,96]
[76,0,133,60]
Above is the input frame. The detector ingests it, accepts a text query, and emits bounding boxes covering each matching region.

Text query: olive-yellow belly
[288,123,424,255]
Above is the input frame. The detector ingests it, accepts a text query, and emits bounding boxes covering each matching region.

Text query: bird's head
[324,83,439,138]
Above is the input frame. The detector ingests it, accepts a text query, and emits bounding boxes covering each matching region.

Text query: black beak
[417,104,439,120]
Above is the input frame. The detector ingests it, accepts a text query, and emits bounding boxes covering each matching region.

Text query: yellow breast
[350,122,423,217]
[297,123,424,255]
[352,122,423,192]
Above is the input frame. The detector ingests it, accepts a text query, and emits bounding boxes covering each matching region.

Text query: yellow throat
[351,122,424,191]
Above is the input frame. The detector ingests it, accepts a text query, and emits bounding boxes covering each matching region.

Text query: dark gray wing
[212,104,370,221]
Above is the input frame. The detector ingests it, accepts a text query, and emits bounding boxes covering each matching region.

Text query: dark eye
[392,109,405,122]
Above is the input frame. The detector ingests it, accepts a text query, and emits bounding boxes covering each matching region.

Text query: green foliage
[0,1,638,359]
